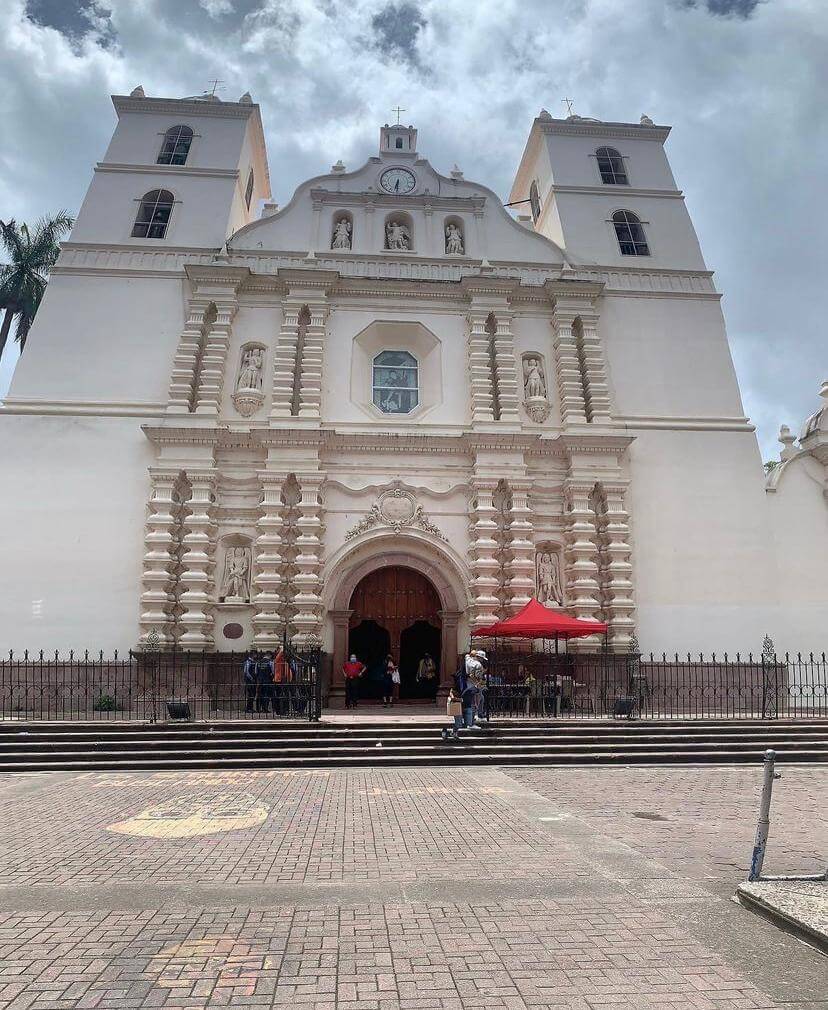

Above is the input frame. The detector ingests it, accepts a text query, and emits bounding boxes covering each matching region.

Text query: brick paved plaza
[0,765,825,1009]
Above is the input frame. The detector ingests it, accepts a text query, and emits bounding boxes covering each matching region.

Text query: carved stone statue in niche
[237,347,263,391]
[385,220,411,250]
[445,222,464,255]
[220,546,251,602]
[523,355,550,423]
[232,347,265,417]
[536,549,563,606]
[332,218,352,250]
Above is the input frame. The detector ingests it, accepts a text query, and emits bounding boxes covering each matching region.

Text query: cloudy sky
[1,0,825,457]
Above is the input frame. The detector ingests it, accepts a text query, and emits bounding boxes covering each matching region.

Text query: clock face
[380,168,416,195]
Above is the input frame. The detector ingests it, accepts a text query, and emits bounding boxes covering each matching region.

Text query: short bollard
[748,748,780,882]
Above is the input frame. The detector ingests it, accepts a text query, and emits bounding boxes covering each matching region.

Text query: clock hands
[394,179,400,192]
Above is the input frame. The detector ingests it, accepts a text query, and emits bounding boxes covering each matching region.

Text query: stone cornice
[96,163,239,180]
[309,187,486,212]
[558,433,636,454]
[51,242,718,298]
[184,263,251,288]
[550,184,683,199]
[112,95,259,120]
[534,116,671,143]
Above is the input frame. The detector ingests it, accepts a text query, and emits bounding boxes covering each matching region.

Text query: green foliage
[0,211,74,357]
[92,693,118,712]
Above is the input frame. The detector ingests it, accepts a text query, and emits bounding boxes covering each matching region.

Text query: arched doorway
[348,566,442,701]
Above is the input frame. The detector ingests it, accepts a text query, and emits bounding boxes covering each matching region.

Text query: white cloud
[1,0,826,458]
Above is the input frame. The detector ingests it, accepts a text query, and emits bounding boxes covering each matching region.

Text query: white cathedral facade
[1,88,826,696]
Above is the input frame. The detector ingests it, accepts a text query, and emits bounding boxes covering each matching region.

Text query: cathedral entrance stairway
[0,718,826,771]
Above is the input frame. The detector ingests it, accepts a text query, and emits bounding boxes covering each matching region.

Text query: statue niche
[385,218,412,251]
[522,353,550,423]
[331,215,352,250]
[219,544,252,603]
[536,546,563,607]
[444,219,464,255]
[232,344,266,417]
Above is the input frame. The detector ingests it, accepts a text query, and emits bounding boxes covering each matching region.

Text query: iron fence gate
[0,646,323,721]
[483,649,828,720]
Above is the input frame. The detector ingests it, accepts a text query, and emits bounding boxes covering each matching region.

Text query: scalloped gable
[228,155,567,265]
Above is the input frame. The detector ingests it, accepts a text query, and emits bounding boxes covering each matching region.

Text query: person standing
[243,649,258,714]
[445,687,464,739]
[382,655,397,707]
[342,654,366,709]
[272,646,287,715]
[464,648,488,728]
[255,651,274,714]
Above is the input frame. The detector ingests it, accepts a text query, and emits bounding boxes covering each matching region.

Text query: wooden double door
[348,566,441,700]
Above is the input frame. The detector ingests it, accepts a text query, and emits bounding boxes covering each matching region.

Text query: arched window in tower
[596,147,628,185]
[131,189,175,239]
[373,350,418,414]
[529,181,541,223]
[157,125,193,166]
[612,210,649,256]
[244,168,255,210]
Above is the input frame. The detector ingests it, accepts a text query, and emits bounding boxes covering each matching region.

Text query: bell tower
[379,123,418,157]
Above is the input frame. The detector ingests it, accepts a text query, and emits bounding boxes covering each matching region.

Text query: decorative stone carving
[233,346,265,416]
[345,485,447,541]
[332,218,352,249]
[445,222,464,255]
[220,545,251,603]
[385,220,411,250]
[536,548,563,606]
[523,355,550,423]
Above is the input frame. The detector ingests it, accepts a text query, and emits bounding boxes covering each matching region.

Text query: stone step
[0,746,826,773]
[1,729,826,753]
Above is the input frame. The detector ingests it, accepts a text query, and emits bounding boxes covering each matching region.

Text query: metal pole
[749,748,779,881]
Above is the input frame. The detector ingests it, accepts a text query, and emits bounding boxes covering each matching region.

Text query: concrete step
[1,730,826,754]
[0,748,826,773]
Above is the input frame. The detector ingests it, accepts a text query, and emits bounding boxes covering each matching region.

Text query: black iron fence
[0,646,323,722]
[483,648,828,720]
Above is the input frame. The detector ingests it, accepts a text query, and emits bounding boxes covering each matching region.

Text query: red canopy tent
[471,598,608,640]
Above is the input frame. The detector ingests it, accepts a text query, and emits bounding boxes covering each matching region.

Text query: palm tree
[0,212,73,362]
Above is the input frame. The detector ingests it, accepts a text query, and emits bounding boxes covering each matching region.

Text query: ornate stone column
[195,297,236,414]
[505,481,535,613]
[551,306,589,425]
[297,299,327,418]
[167,296,212,413]
[468,480,501,626]
[563,481,603,646]
[251,471,286,649]
[291,473,325,645]
[602,483,636,651]
[178,469,217,651]
[138,469,179,645]
[466,309,495,423]
[578,311,612,424]
[492,312,520,422]
[271,299,303,418]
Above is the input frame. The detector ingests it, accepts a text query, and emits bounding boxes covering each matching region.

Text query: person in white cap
[464,649,488,727]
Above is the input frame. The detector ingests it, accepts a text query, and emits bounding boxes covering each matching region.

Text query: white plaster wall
[0,415,152,652]
[553,191,706,270]
[71,170,239,248]
[541,132,678,191]
[103,109,250,170]
[765,456,828,654]
[6,274,183,404]
[628,427,781,654]
[600,294,748,421]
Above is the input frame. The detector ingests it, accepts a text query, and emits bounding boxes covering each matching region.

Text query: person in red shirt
[342,654,366,709]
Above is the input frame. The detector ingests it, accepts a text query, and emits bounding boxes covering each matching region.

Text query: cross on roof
[392,106,406,125]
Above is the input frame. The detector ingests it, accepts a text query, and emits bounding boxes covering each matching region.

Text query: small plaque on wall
[222,622,243,640]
